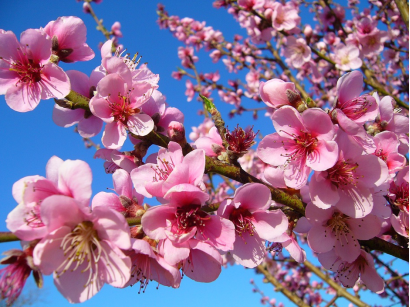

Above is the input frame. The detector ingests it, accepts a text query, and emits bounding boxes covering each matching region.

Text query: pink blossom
[333,43,362,71]
[259,79,297,109]
[283,37,311,69]
[185,79,195,101]
[94,148,138,173]
[142,183,235,251]
[33,195,131,303]
[90,73,154,149]
[178,46,198,68]
[53,70,103,138]
[217,183,288,268]
[158,238,223,283]
[92,169,144,217]
[7,156,92,241]
[309,130,389,218]
[388,166,409,213]
[258,106,338,189]
[194,126,224,157]
[318,250,384,293]
[391,210,409,239]
[43,16,95,63]
[373,131,406,175]
[111,21,123,37]
[0,29,70,112]
[141,90,184,135]
[306,203,381,262]
[0,245,42,306]
[189,117,214,141]
[131,141,205,199]
[270,2,300,31]
[125,239,181,291]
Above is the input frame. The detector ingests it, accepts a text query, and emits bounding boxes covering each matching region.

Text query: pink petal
[45,156,64,186]
[91,192,124,213]
[233,183,271,212]
[141,205,176,240]
[40,195,85,232]
[52,104,83,127]
[102,122,127,149]
[127,113,154,136]
[336,70,363,104]
[232,232,265,268]
[160,239,190,265]
[66,70,90,97]
[112,169,132,198]
[257,133,291,166]
[271,106,305,138]
[197,215,235,251]
[40,63,71,99]
[6,82,41,112]
[309,172,339,209]
[301,108,335,141]
[77,115,103,138]
[306,140,338,171]
[335,185,373,218]
[307,225,335,253]
[99,241,131,288]
[20,29,51,63]
[252,210,288,241]
[334,233,360,263]
[57,159,92,207]
[347,214,381,240]
[183,241,222,283]
[263,166,287,188]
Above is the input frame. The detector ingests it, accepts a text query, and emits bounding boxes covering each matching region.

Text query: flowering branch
[256,264,311,307]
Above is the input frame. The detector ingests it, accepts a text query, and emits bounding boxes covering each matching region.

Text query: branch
[360,237,409,262]
[395,0,409,30]
[257,264,311,307]
[304,260,370,307]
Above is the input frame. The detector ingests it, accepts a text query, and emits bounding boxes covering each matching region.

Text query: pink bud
[83,2,91,13]
[304,25,313,38]
[259,79,296,108]
[167,121,186,145]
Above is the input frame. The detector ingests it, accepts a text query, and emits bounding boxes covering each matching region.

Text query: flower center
[2,46,44,86]
[106,92,140,125]
[151,158,175,182]
[336,94,373,121]
[326,159,358,189]
[229,207,255,237]
[56,221,106,287]
[280,129,318,164]
[173,204,209,235]
[389,182,409,212]
[24,202,44,228]
[327,212,350,236]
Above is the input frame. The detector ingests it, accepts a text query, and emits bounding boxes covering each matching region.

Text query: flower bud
[167,121,187,146]
[259,79,297,108]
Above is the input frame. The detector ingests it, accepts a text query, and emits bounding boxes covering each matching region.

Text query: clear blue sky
[0,1,407,306]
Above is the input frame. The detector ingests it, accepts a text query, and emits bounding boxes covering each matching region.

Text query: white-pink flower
[318,249,384,293]
[306,203,381,262]
[333,43,362,71]
[53,70,103,138]
[90,73,154,149]
[43,16,95,63]
[131,141,205,199]
[283,37,311,69]
[33,195,131,303]
[125,239,181,291]
[7,156,92,241]
[217,183,288,268]
[257,106,338,189]
[0,29,70,112]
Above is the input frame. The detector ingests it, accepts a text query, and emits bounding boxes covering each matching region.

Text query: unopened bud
[286,89,307,112]
[83,2,91,13]
[303,25,313,39]
[167,121,186,146]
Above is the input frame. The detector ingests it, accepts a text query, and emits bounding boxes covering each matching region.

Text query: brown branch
[304,260,370,307]
[83,0,112,40]
[257,264,311,307]
[395,0,409,30]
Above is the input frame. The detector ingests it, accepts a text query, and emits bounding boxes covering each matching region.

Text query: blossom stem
[83,0,112,40]
[304,260,370,307]
[257,264,310,307]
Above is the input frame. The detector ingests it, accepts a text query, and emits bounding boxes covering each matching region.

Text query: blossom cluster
[0,1,408,306]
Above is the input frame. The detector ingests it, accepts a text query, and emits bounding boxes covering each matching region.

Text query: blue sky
[0,1,407,306]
